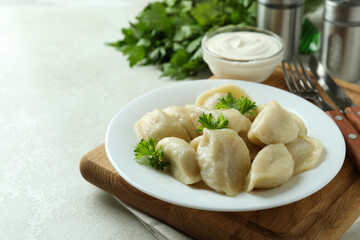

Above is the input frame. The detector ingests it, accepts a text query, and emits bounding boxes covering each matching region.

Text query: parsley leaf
[237,96,257,115]
[134,137,169,171]
[197,113,229,132]
[141,2,172,34]
[191,2,220,27]
[215,92,257,115]
[215,92,240,110]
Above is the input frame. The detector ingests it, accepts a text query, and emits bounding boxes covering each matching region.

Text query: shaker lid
[324,0,360,24]
[257,0,304,7]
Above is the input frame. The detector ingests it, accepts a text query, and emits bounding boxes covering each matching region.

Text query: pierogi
[135,108,191,142]
[195,84,250,108]
[246,144,294,192]
[196,128,250,196]
[195,84,260,120]
[157,137,201,185]
[163,106,199,139]
[134,84,324,196]
[185,104,251,134]
[286,135,324,175]
[248,100,299,146]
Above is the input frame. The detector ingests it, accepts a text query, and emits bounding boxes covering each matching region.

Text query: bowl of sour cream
[201,25,284,82]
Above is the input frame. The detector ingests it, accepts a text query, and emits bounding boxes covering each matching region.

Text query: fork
[283,56,360,172]
[282,56,334,111]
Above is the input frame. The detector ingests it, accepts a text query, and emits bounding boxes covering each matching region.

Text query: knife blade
[309,55,360,171]
[309,56,355,109]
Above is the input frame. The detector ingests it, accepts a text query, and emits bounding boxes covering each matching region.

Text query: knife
[309,55,360,131]
[309,55,360,170]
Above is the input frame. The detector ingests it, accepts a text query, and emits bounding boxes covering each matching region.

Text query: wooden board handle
[345,106,360,133]
[327,110,360,171]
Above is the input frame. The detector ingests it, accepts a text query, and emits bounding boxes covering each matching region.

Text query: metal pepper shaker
[257,0,305,58]
[320,0,360,83]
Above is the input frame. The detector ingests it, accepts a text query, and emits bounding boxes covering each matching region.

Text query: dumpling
[195,84,250,108]
[286,135,324,175]
[246,144,294,192]
[135,108,191,142]
[248,100,299,146]
[157,137,201,185]
[239,131,262,161]
[196,128,251,196]
[163,106,199,139]
[246,103,265,122]
[185,104,251,134]
[189,135,203,151]
[289,112,308,136]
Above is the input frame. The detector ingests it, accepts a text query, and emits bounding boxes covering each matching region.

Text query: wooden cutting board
[80,65,360,240]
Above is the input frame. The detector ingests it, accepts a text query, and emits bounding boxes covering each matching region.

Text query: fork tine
[282,60,296,92]
[282,61,293,91]
[286,58,303,92]
[292,56,308,90]
[282,56,334,112]
[296,56,317,90]
[282,60,299,92]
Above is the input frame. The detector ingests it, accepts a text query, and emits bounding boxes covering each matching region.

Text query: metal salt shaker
[257,0,305,58]
[320,0,360,83]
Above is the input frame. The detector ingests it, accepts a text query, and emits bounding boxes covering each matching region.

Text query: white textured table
[0,1,359,239]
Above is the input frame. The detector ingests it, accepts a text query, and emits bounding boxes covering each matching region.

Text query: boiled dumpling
[195,84,250,108]
[289,112,307,136]
[190,135,203,151]
[135,108,191,142]
[286,135,324,175]
[163,106,199,139]
[244,104,264,122]
[246,144,294,192]
[196,128,251,196]
[157,137,201,185]
[248,100,299,146]
[185,104,251,134]
[239,131,262,161]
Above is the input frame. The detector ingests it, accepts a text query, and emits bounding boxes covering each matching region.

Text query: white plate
[105,79,345,212]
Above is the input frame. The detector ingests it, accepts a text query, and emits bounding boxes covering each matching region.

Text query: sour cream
[205,31,282,60]
[201,27,284,82]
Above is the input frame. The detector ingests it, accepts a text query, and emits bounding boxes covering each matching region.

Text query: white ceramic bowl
[201,25,284,82]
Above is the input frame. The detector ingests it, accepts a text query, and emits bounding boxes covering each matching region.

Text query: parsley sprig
[215,92,257,115]
[134,137,169,171]
[196,113,229,132]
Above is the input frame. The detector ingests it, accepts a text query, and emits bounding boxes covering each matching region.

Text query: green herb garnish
[196,113,229,132]
[215,92,257,115]
[134,137,169,171]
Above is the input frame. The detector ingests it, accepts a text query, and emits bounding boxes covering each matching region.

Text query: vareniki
[134,84,324,196]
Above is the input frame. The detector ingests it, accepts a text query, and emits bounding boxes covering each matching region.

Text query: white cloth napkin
[113,196,192,240]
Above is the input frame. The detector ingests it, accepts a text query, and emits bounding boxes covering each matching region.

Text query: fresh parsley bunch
[108,0,257,80]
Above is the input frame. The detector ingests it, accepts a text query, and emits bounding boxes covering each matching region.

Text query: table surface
[1,1,359,239]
